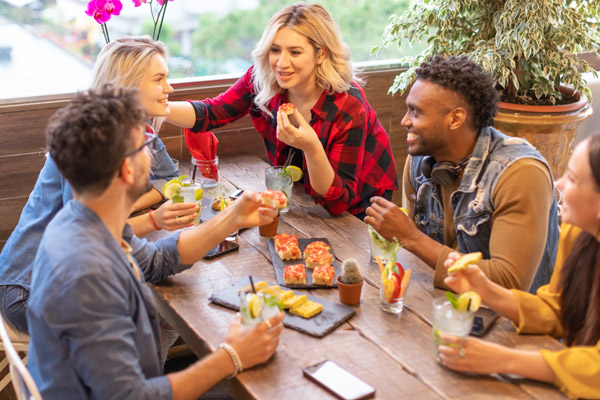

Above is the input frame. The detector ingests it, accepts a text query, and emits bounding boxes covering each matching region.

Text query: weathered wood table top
[149,154,566,400]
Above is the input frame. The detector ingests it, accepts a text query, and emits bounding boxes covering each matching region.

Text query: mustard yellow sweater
[512,224,600,399]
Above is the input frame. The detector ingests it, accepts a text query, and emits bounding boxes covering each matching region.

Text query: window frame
[0,59,405,111]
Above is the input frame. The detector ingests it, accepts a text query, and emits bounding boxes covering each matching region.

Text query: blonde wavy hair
[251,3,361,114]
[92,36,168,132]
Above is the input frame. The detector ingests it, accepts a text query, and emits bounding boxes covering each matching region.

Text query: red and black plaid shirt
[189,67,398,216]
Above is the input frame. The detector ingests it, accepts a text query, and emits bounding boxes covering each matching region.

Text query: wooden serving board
[209,277,355,338]
[267,237,340,289]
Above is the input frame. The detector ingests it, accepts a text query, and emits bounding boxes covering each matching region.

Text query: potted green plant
[337,259,364,305]
[376,1,600,177]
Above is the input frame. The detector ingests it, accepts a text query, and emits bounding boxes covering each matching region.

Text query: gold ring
[265,320,272,329]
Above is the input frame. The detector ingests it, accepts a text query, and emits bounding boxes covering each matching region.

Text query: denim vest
[409,127,559,293]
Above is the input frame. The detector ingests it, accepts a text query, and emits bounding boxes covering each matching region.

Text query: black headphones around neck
[421,156,466,186]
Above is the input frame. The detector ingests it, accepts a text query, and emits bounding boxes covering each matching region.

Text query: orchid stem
[101,23,110,44]
[156,1,167,41]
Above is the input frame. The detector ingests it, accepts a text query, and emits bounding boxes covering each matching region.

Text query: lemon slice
[456,291,481,312]
[284,165,303,182]
[399,207,409,216]
[249,294,262,318]
[162,181,182,199]
[447,252,483,274]
[195,187,203,201]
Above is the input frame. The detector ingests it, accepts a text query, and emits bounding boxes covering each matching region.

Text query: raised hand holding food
[447,252,483,274]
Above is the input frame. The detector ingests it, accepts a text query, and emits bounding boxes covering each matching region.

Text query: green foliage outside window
[160,0,414,77]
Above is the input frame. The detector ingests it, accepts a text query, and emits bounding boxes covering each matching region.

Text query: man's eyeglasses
[123,131,157,159]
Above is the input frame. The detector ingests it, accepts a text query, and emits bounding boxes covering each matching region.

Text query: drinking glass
[191,156,219,188]
[368,224,398,264]
[170,158,180,173]
[431,297,475,363]
[265,166,293,213]
[379,279,403,314]
[239,291,281,326]
[179,178,203,225]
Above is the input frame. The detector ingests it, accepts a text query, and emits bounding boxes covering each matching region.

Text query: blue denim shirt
[0,134,177,290]
[410,127,560,293]
[27,200,188,399]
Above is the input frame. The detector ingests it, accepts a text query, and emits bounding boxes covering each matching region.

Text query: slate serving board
[199,196,221,222]
[209,277,356,338]
[267,238,340,289]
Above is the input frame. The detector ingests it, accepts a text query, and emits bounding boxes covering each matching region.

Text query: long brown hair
[559,135,600,346]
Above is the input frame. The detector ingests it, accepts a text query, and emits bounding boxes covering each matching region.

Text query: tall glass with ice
[239,291,281,326]
[368,225,398,264]
[432,297,475,363]
[265,166,293,213]
[178,177,203,225]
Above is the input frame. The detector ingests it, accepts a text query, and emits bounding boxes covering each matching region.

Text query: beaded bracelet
[148,210,160,231]
[218,343,242,378]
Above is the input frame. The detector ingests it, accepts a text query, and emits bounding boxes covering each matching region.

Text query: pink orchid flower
[85,0,123,24]
[132,0,149,6]
[157,0,173,5]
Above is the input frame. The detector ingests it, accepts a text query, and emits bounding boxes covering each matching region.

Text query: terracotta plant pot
[259,216,280,237]
[494,88,592,178]
[337,276,363,305]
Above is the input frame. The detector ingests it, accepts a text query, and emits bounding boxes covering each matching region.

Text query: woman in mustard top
[438,135,600,399]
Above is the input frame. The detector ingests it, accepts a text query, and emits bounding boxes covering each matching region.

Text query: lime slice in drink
[195,187,203,201]
[456,291,481,312]
[162,181,182,199]
[284,165,303,182]
[249,294,262,318]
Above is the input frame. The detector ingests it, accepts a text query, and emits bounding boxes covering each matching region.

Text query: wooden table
[149,155,567,399]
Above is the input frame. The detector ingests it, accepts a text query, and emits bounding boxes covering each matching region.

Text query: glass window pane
[0,0,417,101]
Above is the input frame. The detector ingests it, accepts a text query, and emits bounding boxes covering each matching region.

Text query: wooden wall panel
[0,153,46,199]
[0,68,409,243]
[0,108,55,157]
[0,197,29,252]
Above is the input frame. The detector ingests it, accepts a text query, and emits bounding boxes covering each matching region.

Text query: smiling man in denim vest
[366,55,559,293]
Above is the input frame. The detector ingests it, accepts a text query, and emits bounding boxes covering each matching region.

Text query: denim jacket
[410,127,559,292]
[0,133,177,290]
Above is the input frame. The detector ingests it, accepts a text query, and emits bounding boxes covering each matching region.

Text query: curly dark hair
[46,84,147,195]
[415,55,499,132]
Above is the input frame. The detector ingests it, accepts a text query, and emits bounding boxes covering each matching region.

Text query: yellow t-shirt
[512,224,600,399]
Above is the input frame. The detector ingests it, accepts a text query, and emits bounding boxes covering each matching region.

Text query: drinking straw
[249,276,256,293]
[283,148,295,168]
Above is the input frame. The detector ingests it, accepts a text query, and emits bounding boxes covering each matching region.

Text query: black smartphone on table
[303,360,376,400]
[203,240,240,260]
[229,189,244,199]
[471,307,500,337]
